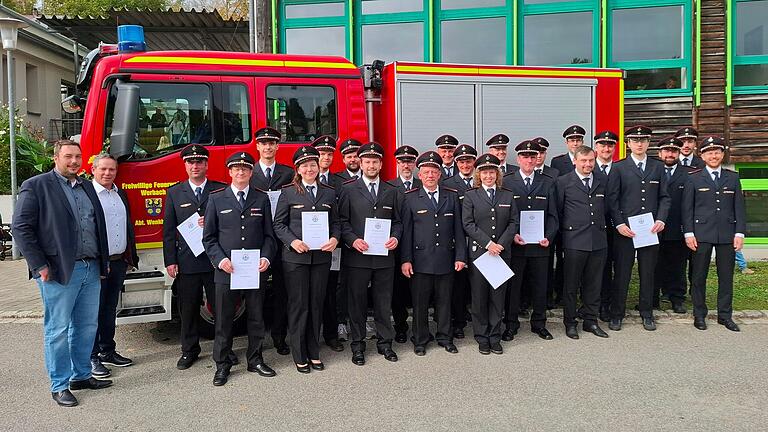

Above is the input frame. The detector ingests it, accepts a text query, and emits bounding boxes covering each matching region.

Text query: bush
[0,105,53,194]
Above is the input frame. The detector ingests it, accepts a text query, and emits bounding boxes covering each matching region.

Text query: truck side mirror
[109,81,140,161]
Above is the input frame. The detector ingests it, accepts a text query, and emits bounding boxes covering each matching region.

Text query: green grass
[626,261,768,311]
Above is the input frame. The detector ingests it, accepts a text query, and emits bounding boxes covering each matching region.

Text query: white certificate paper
[627,212,659,249]
[330,248,341,271]
[230,249,261,290]
[177,212,205,257]
[301,211,329,250]
[519,210,545,244]
[267,191,281,219]
[473,251,515,290]
[363,218,391,256]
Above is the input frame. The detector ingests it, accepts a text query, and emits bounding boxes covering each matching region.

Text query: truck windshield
[266,85,336,142]
[104,82,213,159]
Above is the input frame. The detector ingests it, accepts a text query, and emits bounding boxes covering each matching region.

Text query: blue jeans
[735,250,747,271]
[36,259,101,392]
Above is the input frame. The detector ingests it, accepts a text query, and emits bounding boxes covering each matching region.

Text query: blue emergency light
[117,25,146,52]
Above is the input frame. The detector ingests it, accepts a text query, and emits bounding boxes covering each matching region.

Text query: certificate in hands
[177,212,205,257]
[519,210,545,244]
[473,251,515,290]
[301,212,329,250]
[230,249,261,290]
[627,212,659,249]
[363,217,391,256]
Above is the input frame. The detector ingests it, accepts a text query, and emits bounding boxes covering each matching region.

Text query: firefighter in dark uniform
[532,137,560,177]
[163,145,229,370]
[442,144,477,338]
[400,151,467,356]
[654,137,692,314]
[531,136,560,314]
[556,145,610,339]
[550,125,585,176]
[502,140,557,341]
[683,136,746,332]
[463,154,518,355]
[607,125,671,332]
[203,151,277,386]
[675,127,705,169]
[436,134,459,181]
[249,126,294,356]
[388,145,421,343]
[333,138,363,184]
[338,142,403,365]
[593,130,618,322]
[486,133,519,175]
[273,146,341,373]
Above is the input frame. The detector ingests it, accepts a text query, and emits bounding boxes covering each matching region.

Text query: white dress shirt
[93,180,127,256]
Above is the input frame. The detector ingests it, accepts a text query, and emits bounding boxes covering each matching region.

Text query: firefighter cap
[435,134,459,149]
[699,136,727,153]
[563,125,586,139]
[226,151,255,169]
[515,140,540,155]
[293,145,320,166]
[625,125,653,139]
[311,135,337,152]
[181,144,209,161]
[657,136,684,150]
[416,151,442,169]
[532,137,550,149]
[594,130,619,145]
[255,126,281,142]
[453,144,478,161]
[394,145,418,161]
[486,133,510,149]
[357,141,385,159]
[475,153,501,170]
[339,138,363,155]
[674,127,699,140]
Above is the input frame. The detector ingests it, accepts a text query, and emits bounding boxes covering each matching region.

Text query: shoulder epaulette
[442,187,458,193]
[723,168,736,173]
[502,171,516,177]
[281,183,294,189]
[688,168,703,174]
[404,188,419,194]
[501,186,514,193]
[319,182,335,189]
[210,187,226,194]
[254,187,268,194]
[539,171,554,179]
[342,178,358,185]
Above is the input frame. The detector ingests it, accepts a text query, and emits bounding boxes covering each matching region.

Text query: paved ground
[0,320,766,431]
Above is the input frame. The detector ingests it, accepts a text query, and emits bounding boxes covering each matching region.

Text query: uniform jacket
[502,171,559,257]
[203,186,277,284]
[400,187,467,275]
[462,186,519,261]
[332,170,359,187]
[536,164,560,178]
[556,171,609,252]
[660,164,693,241]
[680,154,704,169]
[388,176,422,194]
[272,182,340,265]
[606,156,671,227]
[441,174,474,200]
[550,154,575,176]
[13,170,109,284]
[163,179,227,274]
[682,168,746,244]
[250,162,294,191]
[337,177,403,269]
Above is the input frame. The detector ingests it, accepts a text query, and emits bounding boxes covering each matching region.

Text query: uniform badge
[145,198,163,216]
[180,203,192,208]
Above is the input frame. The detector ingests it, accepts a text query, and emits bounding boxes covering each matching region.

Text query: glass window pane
[744,190,768,238]
[735,64,768,87]
[524,12,593,65]
[285,27,346,57]
[611,6,683,62]
[736,1,768,56]
[285,2,345,18]
[524,0,575,3]
[362,0,423,14]
[739,167,768,179]
[362,22,424,63]
[441,0,505,10]
[222,84,251,145]
[441,17,507,65]
[266,86,337,142]
[624,67,685,91]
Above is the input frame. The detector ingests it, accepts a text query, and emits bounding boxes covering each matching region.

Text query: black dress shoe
[325,339,344,352]
[70,377,113,390]
[642,317,657,331]
[608,319,622,331]
[295,363,311,374]
[672,302,687,314]
[99,351,133,367]
[717,318,741,332]
[248,362,276,377]
[583,324,609,338]
[478,343,491,355]
[532,328,554,340]
[352,350,366,366]
[694,318,707,330]
[452,327,465,339]
[91,358,111,378]
[213,367,230,386]
[565,326,579,339]
[52,390,78,407]
[274,341,290,356]
[441,343,459,354]
[501,329,516,341]
[414,345,426,356]
[395,332,408,344]
[176,354,199,370]
[378,347,398,362]
[310,361,325,371]
[490,342,503,354]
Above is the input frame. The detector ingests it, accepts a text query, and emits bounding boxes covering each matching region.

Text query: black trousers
[600,228,615,312]
[392,267,411,334]
[506,255,549,331]
[213,281,266,369]
[411,272,453,347]
[336,269,349,323]
[563,248,606,327]
[268,259,288,344]
[469,264,508,345]
[346,266,395,352]
[451,268,471,329]
[691,242,735,320]
[322,270,340,341]
[92,259,127,358]
[655,239,688,303]
[284,261,329,364]
[176,271,216,356]
[612,235,659,319]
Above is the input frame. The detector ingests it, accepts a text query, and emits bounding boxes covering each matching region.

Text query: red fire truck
[66,28,624,331]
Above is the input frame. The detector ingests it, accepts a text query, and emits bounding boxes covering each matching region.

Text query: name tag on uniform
[698,188,710,192]
[250,208,262,216]
[180,203,192,208]
[535,196,547,200]
[322,203,331,208]
[292,204,305,209]
[723,190,735,194]
[383,206,393,210]
[417,209,428,214]
[444,213,454,216]
[650,180,659,184]
[596,194,605,197]
[220,209,233,214]
[499,204,511,208]
[513,195,521,199]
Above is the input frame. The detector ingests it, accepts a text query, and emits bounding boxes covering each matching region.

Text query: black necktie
[601,164,608,175]
[683,157,689,166]
[352,174,359,180]
[637,162,644,173]
[320,174,328,185]
[582,177,590,191]
[265,167,272,184]
[536,169,543,176]
[195,186,202,203]
[404,180,411,190]
[237,190,245,209]
[444,166,452,177]
[500,165,506,174]
[712,171,720,188]
[428,191,438,210]
[306,185,315,200]
[369,182,377,200]
[525,177,532,193]
[488,188,495,203]
[665,167,672,180]
[464,177,472,188]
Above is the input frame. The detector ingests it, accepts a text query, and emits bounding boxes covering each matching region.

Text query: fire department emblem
[312,215,319,223]
[145,198,163,216]
[242,253,250,261]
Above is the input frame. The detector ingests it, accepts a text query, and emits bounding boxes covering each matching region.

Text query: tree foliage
[42,0,170,16]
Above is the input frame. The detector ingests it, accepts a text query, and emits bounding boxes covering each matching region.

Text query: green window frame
[606,0,692,98]
[354,0,431,64]
[735,163,768,245]
[517,0,600,68]
[729,0,768,97]
[434,0,514,65]
[278,0,353,60]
